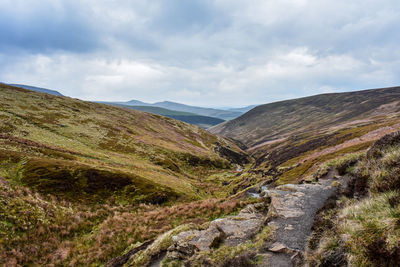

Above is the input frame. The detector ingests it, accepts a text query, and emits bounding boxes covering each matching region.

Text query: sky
[0,0,399,107]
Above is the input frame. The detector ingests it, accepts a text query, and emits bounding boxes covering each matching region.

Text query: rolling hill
[0,84,249,202]
[0,84,251,266]
[211,86,400,184]
[104,104,225,128]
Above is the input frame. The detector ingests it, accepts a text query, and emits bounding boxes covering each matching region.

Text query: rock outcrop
[132,173,351,267]
[256,177,350,267]
[165,201,269,263]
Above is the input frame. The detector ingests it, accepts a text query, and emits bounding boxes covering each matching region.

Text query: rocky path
[257,178,341,266]
[135,174,349,267]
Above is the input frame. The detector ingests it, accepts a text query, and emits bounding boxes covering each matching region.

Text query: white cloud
[0,0,399,106]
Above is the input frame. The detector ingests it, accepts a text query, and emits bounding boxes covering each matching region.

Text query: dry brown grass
[0,178,253,266]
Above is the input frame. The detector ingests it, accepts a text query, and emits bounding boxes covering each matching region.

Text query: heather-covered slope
[210,86,400,185]
[0,84,252,266]
[211,86,400,148]
[0,84,247,202]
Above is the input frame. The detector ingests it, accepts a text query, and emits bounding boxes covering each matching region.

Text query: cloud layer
[1,0,399,106]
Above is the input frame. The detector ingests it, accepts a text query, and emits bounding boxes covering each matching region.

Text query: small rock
[269,242,289,253]
[284,225,294,230]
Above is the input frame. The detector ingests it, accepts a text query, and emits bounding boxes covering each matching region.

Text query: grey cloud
[0,0,399,107]
[0,1,101,53]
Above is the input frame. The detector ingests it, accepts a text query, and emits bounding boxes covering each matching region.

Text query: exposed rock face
[165,202,268,262]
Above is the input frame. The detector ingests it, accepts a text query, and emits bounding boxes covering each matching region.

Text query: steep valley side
[211,86,400,186]
[0,84,255,266]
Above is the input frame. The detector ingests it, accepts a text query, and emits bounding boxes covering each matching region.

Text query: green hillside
[0,84,251,266]
[4,83,400,266]
[307,131,400,266]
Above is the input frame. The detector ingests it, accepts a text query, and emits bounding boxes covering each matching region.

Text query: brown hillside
[210,86,400,184]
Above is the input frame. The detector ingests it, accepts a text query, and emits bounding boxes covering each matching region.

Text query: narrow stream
[246,183,273,198]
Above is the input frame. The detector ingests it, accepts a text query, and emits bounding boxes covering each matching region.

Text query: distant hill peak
[8,83,63,96]
[125,99,148,105]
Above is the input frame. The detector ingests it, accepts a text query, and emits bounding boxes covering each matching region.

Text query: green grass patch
[277,142,373,185]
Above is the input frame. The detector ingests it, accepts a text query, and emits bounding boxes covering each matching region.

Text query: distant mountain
[226,105,257,113]
[123,99,149,106]
[111,100,244,120]
[151,101,242,121]
[9,84,63,96]
[113,105,198,116]
[105,104,225,128]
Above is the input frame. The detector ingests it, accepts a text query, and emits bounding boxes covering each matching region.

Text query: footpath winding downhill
[144,171,349,267]
[257,177,343,266]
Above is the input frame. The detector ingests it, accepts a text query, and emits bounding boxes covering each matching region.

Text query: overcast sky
[0,0,399,107]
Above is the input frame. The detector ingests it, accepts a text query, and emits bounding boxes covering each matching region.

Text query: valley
[1,84,400,266]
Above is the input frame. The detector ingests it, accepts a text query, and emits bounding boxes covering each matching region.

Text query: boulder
[165,203,267,261]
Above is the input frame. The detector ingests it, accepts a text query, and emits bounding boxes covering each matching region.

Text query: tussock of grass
[339,191,400,266]
[354,145,400,193]
[309,138,400,266]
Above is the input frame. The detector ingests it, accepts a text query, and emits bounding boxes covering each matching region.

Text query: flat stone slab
[166,203,266,261]
[258,178,342,266]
